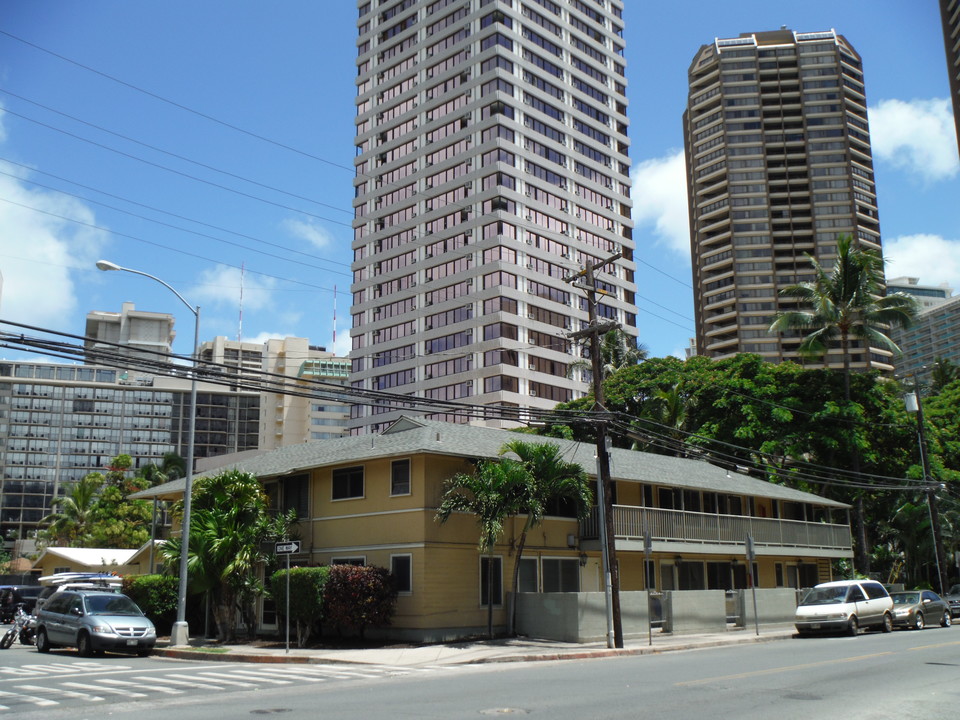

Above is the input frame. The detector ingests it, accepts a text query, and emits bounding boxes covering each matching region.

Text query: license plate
[126,639,137,646]
[811,623,821,629]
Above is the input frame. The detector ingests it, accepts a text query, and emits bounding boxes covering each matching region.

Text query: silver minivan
[795,579,894,636]
[35,590,156,657]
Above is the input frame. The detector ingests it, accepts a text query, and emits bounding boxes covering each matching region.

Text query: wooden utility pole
[565,252,624,648]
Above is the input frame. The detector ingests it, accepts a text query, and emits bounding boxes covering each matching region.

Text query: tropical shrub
[323,565,398,639]
[123,574,179,634]
[270,566,329,647]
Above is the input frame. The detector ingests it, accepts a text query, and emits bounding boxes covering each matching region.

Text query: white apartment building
[348,0,638,434]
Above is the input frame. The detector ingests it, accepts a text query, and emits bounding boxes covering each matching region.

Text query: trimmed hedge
[122,574,179,634]
[270,566,328,647]
[323,564,397,638]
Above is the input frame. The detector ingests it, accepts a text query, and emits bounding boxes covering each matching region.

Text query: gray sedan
[890,590,952,630]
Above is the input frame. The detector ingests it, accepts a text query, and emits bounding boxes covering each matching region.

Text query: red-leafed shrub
[323,565,398,638]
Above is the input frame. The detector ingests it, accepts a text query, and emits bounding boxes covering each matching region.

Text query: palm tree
[568,329,649,380]
[498,440,591,634]
[436,458,529,639]
[769,234,919,572]
[160,469,292,642]
[769,234,918,401]
[39,474,103,547]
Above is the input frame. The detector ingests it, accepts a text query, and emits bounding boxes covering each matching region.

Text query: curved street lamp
[96,260,199,646]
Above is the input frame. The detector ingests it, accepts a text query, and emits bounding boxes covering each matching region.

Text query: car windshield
[949,585,960,596]
[84,595,143,616]
[799,586,849,605]
[891,593,919,605]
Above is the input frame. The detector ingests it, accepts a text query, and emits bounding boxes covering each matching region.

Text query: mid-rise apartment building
[0,360,260,544]
[349,0,638,434]
[684,29,891,371]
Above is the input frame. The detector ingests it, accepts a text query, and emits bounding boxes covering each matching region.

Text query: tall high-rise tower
[941,0,960,158]
[683,29,891,371]
[350,0,637,434]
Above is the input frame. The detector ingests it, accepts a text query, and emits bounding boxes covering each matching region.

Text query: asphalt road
[3,627,958,719]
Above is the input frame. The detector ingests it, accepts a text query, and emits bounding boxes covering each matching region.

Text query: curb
[151,630,794,666]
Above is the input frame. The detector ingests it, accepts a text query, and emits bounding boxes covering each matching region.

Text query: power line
[0,29,355,173]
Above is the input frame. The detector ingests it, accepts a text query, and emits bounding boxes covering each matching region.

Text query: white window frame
[479,555,503,608]
[330,556,366,566]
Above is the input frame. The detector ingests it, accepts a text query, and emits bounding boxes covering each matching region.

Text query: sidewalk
[153,625,797,667]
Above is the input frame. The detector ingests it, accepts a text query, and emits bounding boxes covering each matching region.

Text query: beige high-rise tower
[684,29,892,371]
[349,0,638,434]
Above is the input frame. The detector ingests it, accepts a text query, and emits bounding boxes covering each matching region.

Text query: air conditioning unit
[528,312,535,318]
[529,390,538,397]
[464,181,472,189]
[528,363,536,370]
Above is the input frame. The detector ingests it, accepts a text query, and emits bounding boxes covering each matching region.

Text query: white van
[795,579,894,636]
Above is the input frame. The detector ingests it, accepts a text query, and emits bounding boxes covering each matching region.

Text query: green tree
[159,469,295,642]
[569,329,648,380]
[38,474,103,547]
[498,440,592,633]
[930,357,959,394]
[769,235,918,572]
[436,458,529,639]
[271,566,329,647]
[88,455,152,548]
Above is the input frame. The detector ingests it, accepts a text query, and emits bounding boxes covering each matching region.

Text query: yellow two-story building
[140,416,851,641]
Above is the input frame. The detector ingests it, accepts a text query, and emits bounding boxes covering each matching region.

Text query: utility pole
[565,252,624,648]
[905,380,947,595]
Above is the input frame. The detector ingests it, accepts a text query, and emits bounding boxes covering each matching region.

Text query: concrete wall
[516,588,800,642]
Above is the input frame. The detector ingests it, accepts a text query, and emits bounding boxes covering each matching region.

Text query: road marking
[0,688,58,707]
[244,669,328,682]
[147,675,233,691]
[675,652,894,686]
[908,639,960,650]
[16,684,103,702]
[61,681,148,698]
[200,669,292,685]
[97,677,184,695]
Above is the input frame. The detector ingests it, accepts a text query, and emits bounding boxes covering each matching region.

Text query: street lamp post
[96,260,199,646]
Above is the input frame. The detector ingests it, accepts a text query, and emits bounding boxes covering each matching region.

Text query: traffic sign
[275,540,301,555]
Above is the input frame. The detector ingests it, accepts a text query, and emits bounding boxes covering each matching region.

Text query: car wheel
[136,647,151,657]
[847,616,859,636]
[941,611,951,627]
[881,612,893,633]
[36,629,50,653]
[77,632,94,658]
[914,612,925,630]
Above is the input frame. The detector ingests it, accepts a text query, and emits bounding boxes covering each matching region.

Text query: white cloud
[868,98,959,183]
[883,233,960,294]
[630,150,691,258]
[282,218,334,249]
[0,163,107,326]
[190,264,277,311]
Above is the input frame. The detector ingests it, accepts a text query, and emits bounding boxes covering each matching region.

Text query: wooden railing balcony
[581,505,852,552]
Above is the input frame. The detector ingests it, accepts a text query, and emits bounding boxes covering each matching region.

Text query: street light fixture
[97,260,199,646]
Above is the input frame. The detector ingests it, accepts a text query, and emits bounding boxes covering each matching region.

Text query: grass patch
[189,647,231,654]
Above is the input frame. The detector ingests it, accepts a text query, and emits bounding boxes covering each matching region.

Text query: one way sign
[275,540,301,555]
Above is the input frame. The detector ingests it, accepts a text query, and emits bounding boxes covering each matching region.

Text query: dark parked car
[890,590,952,630]
[0,586,42,623]
[35,590,156,657]
[944,584,960,619]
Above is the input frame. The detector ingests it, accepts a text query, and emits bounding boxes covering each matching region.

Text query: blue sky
[0,0,957,362]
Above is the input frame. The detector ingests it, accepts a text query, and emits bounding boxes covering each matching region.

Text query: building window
[282,474,309,519]
[331,556,365,566]
[480,556,503,607]
[518,557,538,592]
[391,459,411,496]
[332,466,364,500]
[542,558,579,592]
[391,554,412,594]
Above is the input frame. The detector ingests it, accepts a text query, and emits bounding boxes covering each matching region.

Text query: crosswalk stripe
[16,685,103,702]
[61,681,147,698]
[0,689,58,707]
[97,678,184,695]
[198,670,291,685]
[239,669,327,682]
[145,675,231,691]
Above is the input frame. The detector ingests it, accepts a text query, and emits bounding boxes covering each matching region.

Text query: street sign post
[275,540,301,555]
[275,539,301,653]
